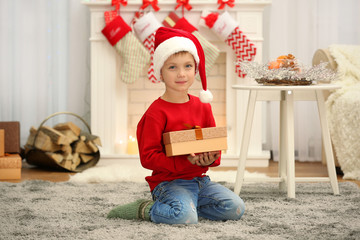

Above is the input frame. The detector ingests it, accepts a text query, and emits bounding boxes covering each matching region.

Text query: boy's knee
[220,197,245,221]
[151,200,198,224]
[235,198,245,219]
[172,200,198,224]
[229,198,245,220]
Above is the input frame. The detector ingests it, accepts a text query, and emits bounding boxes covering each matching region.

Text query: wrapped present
[0,129,4,157]
[0,153,22,180]
[163,126,227,157]
[0,121,21,153]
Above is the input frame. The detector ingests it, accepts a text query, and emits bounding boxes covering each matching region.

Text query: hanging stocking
[133,12,162,83]
[102,16,150,84]
[200,11,257,78]
[163,12,220,81]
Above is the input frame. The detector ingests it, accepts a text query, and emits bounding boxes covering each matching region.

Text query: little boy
[107,27,245,224]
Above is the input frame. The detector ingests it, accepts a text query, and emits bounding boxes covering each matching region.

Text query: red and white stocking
[200,11,256,78]
[163,12,220,81]
[133,12,162,83]
[102,16,150,84]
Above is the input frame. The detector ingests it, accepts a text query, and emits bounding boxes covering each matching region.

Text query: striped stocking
[200,11,256,78]
[133,12,162,83]
[102,16,150,84]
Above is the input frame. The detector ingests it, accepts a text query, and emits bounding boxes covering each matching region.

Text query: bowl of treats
[239,54,337,86]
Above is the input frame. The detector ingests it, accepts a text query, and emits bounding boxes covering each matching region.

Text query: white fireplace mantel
[82,0,271,167]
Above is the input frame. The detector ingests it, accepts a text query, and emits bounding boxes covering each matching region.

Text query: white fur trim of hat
[153,36,200,81]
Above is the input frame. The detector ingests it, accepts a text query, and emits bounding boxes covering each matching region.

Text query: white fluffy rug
[2,180,359,240]
[69,160,268,184]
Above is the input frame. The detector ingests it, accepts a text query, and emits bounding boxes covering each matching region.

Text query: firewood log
[34,131,62,152]
[53,122,81,136]
[73,139,93,154]
[80,131,102,147]
[45,153,64,164]
[57,129,79,144]
[39,126,69,145]
[71,153,80,170]
[79,153,94,163]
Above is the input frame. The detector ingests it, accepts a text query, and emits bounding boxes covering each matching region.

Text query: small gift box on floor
[163,126,227,157]
[0,129,4,157]
[0,154,22,180]
[0,122,21,154]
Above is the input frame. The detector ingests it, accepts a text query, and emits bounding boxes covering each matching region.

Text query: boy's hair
[163,51,196,71]
[153,27,213,103]
[172,50,192,56]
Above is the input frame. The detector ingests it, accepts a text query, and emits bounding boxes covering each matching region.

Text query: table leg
[285,90,295,198]
[234,90,257,195]
[315,90,340,195]
[279,93,287,192]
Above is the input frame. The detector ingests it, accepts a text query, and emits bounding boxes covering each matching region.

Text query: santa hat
[153,27,213,103]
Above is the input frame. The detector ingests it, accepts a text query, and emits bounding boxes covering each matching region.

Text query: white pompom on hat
[153,27,213,103]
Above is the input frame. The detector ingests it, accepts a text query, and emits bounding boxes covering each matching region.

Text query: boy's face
[160,52,196,94]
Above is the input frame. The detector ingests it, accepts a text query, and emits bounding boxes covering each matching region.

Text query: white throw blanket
[327,44,360,180]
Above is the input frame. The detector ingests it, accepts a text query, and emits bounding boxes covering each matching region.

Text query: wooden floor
[1,160,359,187]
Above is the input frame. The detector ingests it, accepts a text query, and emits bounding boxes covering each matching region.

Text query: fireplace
[83,0,271,166]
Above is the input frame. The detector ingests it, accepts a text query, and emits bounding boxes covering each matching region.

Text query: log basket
[25,112,100,172]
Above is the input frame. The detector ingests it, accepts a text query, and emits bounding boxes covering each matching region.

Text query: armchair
[313,45,360,180]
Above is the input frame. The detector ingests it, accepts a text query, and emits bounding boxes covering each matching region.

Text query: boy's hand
[187,151,220,167]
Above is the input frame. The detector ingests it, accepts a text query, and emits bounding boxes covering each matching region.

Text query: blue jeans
[149,176,245,224]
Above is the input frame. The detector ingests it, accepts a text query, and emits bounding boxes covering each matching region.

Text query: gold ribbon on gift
[183,123,203,140]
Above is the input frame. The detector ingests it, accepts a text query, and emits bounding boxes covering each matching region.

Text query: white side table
[232,84,341,198]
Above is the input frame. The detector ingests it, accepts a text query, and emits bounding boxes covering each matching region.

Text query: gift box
[0,129,4,157]
[163,126,227,157]
[0,121,21,153]
[0,153,22,180]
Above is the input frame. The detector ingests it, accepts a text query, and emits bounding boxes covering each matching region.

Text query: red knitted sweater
[136,95,221,191]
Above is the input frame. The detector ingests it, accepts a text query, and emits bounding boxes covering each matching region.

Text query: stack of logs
[24,122,101,171]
